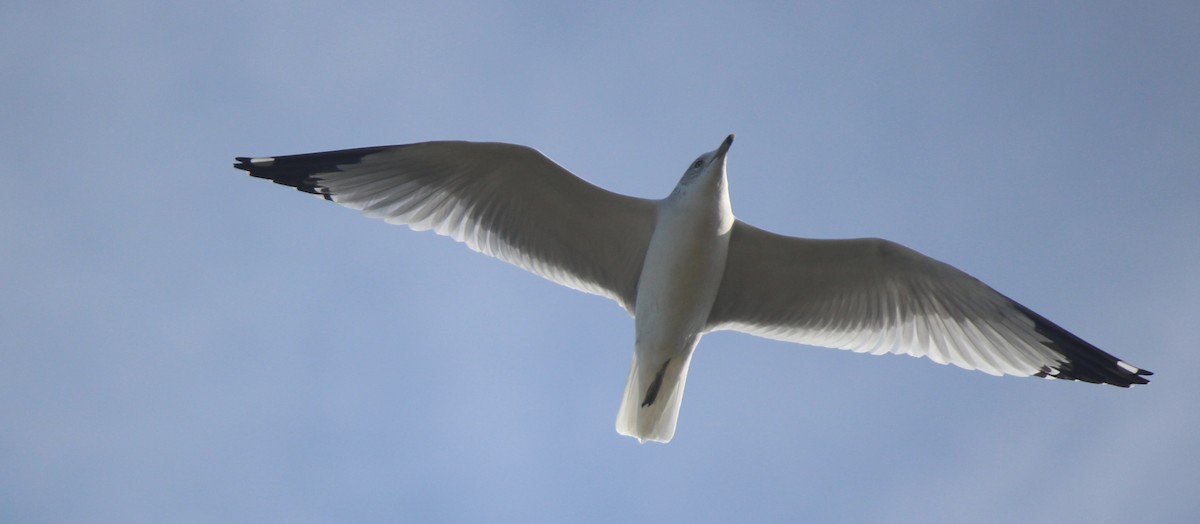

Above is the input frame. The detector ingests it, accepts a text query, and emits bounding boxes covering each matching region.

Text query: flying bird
[235,135,1151,443]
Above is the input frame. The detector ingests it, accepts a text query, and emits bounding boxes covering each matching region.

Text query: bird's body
[620,137,734,442]
[236,135,1151,443]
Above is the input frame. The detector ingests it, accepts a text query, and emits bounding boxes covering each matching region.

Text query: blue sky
[3,1,1197,522]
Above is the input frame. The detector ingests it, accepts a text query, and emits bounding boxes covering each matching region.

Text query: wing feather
[235,142,657,312]
[706,220,1151,386]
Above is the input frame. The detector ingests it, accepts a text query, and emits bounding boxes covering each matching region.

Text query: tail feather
[616,353,695,443]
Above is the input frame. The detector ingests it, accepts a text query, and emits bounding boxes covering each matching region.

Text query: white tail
[615,352,696,443]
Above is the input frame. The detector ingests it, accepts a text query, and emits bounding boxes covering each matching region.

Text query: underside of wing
[235,142,658,312]
[706,221,1151,386]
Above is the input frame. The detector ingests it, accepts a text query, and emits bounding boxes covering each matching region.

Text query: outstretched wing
[706,220,1151,386]
[236,141,657,312]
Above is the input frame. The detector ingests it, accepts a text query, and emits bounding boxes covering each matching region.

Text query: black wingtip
[1016,303,1152,387]
[232,157,258,171]
[232,145,394,199]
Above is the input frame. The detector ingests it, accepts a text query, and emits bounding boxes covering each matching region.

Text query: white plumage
[236,135,1151,444]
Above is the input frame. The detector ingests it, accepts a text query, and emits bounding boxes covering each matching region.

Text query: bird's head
[674,134,734,194]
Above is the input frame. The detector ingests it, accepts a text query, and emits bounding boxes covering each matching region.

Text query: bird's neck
[665,172,734,235]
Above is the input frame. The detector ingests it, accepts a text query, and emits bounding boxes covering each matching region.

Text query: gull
[235,135,1151,443]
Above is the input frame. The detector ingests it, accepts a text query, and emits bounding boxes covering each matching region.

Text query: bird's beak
[717,134,735,158]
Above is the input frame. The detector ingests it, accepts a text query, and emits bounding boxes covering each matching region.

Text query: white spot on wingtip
[249,157,275,166]
[1117,361,1139,374]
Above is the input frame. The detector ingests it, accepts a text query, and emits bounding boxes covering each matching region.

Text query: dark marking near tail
[1012,302,1152,387]
[641,358,671,407]
[233,145,394,200]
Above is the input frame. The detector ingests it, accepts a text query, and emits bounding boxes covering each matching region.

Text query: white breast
[634,188,732,354]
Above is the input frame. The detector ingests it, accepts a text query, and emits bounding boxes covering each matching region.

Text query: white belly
[616,198,732,442]
[633,202,731,358]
